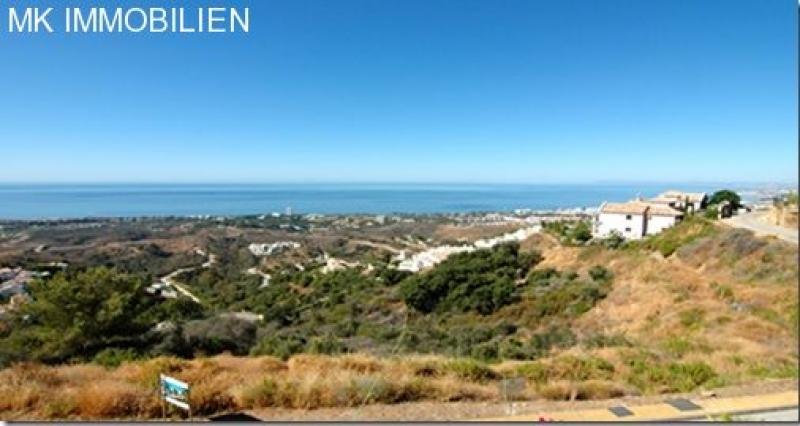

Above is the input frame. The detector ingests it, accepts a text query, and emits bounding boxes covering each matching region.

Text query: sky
[0,0,797,184]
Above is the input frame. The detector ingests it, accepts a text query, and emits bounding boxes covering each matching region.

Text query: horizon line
[0,180,796,186]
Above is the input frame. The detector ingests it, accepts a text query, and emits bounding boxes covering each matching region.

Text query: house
[649,191,708,214]
[0,282,28,300]
[594,201,683,240]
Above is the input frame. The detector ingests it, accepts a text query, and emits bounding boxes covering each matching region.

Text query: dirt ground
[247,379,798,421]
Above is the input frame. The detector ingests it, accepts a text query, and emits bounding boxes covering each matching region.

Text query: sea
[0,183,779,220]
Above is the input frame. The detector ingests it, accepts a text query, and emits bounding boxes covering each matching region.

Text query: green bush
[625,353,717,393]
[588,265,613,284]
[600,232,625,249]
[543,220,593,245]
[250,334,307,360]
[514,355,615,384]
[679,308,705,329]
[710,282,734,302]
[709,190,742,209]
[639,216,718,257]
[582,333,631,349]
[92,347,141,368]
[444,359,498,382]
[528,326,577,355]
[400,243,540,314]
[530,278,611,320]
[0,267,157,364]
[570,221,593,243]
[527,268,561,286]
[306,335,345,355]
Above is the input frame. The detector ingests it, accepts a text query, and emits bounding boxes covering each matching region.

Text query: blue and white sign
[159,374,190,411]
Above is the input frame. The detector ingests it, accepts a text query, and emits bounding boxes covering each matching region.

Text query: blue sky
[0,0,796,184]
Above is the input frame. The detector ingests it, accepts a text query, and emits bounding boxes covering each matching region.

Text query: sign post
[159,374,191,420]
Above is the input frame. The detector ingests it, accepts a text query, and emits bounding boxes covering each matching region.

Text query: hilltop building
[649,190,708,214]
[594,190,706,240]
[594,201,684,240]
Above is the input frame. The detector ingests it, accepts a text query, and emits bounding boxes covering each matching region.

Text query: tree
[569,221,593,243]
[709,190,742,209]
[400,243,540,314]
[1,267,155,364]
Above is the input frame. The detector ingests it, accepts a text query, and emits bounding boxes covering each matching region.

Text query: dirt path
[159,250,218,304]
[162,267,202,304]
[351,240,404,254]
[723,212,798,244]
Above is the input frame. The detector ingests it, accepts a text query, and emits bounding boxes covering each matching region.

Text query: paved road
[730,407,799,421]
[723,211,798,244]
[483,390,799,422]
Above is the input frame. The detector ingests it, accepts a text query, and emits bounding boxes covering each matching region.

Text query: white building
[397,245,475,272]
[397,226,541,272]
[594,201,683,240]
[649,191,708,214]
[248,241,301,256]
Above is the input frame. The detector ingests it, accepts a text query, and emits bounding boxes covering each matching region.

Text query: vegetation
[708,189,742,209]
[542,220,593,245]
[623,352,717,393]
[400,243,539,314]
[0,268,162,365]
[785,191,799,205]
[0,210,797,419]
[629,216,718,257]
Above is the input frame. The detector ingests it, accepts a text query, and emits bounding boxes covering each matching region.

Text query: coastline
[0,182,789,221]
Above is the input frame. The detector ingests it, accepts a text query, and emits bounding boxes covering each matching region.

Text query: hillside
[0,217,796,420]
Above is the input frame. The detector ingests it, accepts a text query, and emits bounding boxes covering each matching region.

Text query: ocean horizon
[0,182,788,220]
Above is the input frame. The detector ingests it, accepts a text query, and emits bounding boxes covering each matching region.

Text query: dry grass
[434,223,524,243]
[536,223,798,388]
[1,222,795,420]
[0,354,509,420]
[537,380,626,401]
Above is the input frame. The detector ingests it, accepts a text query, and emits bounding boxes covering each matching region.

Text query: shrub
[305,335,345,355]
[678,308,705,329]
[641,216,718,258]
[514,355,615,385]
[582,333,631,349]
[600,232,625,249]
[543,220,593,245]
[250,334,307,360]
[709,190,742,209]
[625,353,716,393]
[92,348,141,368]
[74,380,156,418]
[444,359,498,382]
[400,243,539,314]
[530,278,611,320]
[470,342,499,362]
[528,326,577,355]
[710,282,734,302]
[184,317,257,356]
[658,240,680,257]
[588,265,613,284]
[527,268,560,286]
[746,360,799,379]
[238,377,281,408]
[43,395,78,418]
[663,336,692,358]
[538,380,625,401]
[0,267,156,364]
[569,221,593,244]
